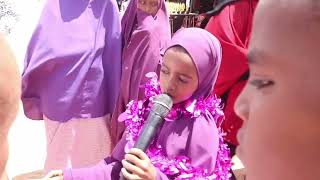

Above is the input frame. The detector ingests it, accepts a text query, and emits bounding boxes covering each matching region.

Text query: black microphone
[120,94,173,179]
[133,93,173,151]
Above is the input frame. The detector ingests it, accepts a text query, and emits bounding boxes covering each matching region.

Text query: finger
[43,170,63,179]
[122,160,146,178]
[42,175,63,180]
[125,154,151,171]
[50,177,63,180]
[121,167,141,180]
[128,148,149,160]
[124,154,144,167]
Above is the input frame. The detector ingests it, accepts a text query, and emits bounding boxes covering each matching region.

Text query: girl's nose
[165,77,176,97]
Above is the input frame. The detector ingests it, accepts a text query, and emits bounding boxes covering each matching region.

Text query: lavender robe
[63,28,223,180]
[64,115,219,179]
[21,0,122,122]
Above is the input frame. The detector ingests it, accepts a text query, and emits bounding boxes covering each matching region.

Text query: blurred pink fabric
[43,115,112,173]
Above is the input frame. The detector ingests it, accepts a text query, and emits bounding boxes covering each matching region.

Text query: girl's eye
[178,77,189,84]
[249,79,274,89]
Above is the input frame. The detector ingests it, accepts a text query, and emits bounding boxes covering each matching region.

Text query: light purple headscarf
[21,0,122,121]
[110,0,171,146]
[63,28,223,180]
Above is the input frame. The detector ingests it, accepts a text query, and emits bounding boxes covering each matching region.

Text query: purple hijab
[110,0,171,146]
[63,28,222,180]
[21,0,122,121]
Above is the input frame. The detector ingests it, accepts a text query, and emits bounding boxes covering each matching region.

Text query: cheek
[0,138,8,175]
[137,3,147,12]
[159,74,167,93]
[242,85,320,179]
[150,6,158,14]
[176,89,191,100]
[175,83,197,101]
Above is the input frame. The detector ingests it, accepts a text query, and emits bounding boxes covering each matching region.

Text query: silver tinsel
[0,0,19,34]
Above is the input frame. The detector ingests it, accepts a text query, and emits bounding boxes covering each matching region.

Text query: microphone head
[152,94,173,118]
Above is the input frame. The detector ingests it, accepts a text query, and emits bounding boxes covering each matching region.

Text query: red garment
[205,0,258,145]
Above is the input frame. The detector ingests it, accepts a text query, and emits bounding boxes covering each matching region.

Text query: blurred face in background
[0,35,20,177]
[137,0,159,15]
[235,0,320,179]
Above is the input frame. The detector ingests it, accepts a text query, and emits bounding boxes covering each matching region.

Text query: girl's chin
[172,98,189,105]
[172,98,182,105]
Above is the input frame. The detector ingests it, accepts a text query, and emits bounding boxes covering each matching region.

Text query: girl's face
[137,0,159,16]
[160,47,198,104]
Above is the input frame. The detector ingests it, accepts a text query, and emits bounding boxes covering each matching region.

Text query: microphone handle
[133,111,164,151]
[119,111,164,179]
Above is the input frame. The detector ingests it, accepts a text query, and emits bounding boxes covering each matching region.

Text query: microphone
[120,94,173,179]
[133,93,173,151]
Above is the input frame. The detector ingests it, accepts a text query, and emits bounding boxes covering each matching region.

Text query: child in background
[45,27,231,180]
[110,0,171,147]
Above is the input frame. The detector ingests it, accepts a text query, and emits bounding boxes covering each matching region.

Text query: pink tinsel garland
[121,72,232,179]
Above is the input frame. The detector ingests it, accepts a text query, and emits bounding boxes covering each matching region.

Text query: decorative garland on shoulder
[121,72,232,179]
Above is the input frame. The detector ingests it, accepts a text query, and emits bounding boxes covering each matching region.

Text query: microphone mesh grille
[152,94,173,118]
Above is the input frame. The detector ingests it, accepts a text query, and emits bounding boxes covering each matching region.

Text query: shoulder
[130,27,161,50]
[187,115,220,162]
[191,115,219,141]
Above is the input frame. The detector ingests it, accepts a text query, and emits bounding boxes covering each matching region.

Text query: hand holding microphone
[120,94,173,180]
[121,148,156,180]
